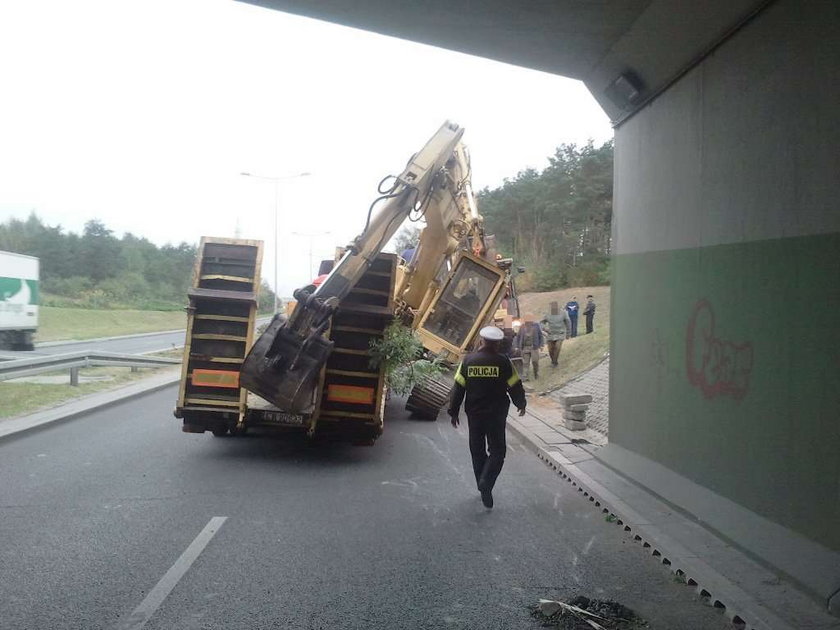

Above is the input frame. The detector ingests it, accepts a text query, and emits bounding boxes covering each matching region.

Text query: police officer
[448,326,527,508]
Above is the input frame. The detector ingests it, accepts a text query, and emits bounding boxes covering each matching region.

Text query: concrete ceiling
[239,0,769,123]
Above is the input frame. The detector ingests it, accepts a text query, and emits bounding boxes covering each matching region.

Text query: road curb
[506,416,800,630]
[0,371,181,443]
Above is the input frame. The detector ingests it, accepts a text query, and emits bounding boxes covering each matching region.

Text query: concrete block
[564,419,587,431]
[568,403,589,412]
[557,392,593,407]
[563,410,586,421]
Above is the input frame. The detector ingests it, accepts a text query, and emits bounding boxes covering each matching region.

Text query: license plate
[262,411,306,426]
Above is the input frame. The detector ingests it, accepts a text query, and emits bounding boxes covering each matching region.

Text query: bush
[43,275,94,296]
[100,272,151,302]
[565,260,610,288]
[369,321,447,396]
[516,260,610,292]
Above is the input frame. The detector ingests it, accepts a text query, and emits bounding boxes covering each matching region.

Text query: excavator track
[405,373,453,420]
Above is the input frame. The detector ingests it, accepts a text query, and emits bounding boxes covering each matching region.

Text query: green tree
[391,224,422,256]
[479,139,613,291]
[81,219,123,282]
[258,280,276,314]
[0,214,198,310]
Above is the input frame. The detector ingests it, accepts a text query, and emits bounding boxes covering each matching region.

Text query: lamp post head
[240,171,310,180]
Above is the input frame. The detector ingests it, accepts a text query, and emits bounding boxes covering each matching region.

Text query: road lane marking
[116,516,227,630]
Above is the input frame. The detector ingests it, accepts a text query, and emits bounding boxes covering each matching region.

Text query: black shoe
[480,489,494,509]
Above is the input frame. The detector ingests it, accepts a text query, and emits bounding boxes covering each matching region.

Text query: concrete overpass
[242,0,840,615]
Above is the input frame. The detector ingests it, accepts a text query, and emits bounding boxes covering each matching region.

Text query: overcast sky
[0,0,613,295]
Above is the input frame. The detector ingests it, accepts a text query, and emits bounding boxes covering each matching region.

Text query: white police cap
[479,325,504,341]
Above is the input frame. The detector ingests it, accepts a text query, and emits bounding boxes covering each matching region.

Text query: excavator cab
[415,251,507,359]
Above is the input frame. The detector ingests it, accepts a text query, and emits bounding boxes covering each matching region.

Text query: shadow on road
[188,397,436,468]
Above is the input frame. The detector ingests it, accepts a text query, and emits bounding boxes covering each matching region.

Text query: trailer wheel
[211,427,229,437]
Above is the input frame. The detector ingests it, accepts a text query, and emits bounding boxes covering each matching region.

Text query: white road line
[116,516,227,630]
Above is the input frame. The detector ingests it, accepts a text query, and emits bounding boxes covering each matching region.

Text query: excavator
[175,121,519,444]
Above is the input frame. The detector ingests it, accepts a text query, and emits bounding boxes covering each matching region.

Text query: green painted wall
[611,232,840,551]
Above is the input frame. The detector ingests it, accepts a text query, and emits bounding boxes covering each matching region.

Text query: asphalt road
[0,388,731,630]
[35,330,187,356]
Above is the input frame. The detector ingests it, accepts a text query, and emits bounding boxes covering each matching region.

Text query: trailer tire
[211,427,230,437]
[230,424,248,437]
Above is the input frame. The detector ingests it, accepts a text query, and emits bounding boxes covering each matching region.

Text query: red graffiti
[685,299,753,401]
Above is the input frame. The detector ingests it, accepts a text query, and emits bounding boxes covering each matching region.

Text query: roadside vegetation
[0,362,181,419]
[1,348,183,418]
[0,214,276,312]
[479,140,613,292]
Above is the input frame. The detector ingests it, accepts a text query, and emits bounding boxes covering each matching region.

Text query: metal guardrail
[0,351,181,385]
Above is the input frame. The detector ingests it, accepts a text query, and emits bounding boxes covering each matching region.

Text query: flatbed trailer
[175,237,396,445]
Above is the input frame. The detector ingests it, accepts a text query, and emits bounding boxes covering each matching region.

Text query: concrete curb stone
[562,410,586,421]
[563,419,587,431]
[556,392,593,406]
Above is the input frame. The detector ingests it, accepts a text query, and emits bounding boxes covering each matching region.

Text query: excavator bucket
[239,315,333,413]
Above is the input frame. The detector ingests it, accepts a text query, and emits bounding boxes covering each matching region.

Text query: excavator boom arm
[240,121,465,412]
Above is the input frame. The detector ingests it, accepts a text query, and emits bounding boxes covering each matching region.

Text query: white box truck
[0,250,39,350]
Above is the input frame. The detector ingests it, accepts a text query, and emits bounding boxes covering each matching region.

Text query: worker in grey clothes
[514,314,543,380]
[540,301,572,367]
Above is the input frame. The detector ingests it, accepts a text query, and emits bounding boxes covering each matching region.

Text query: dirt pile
[531,596,647,629]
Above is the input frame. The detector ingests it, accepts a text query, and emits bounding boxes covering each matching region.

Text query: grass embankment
[3,305,186,419]
[37,307,187,342]
[517,285,610,393]
[0,365,180,419]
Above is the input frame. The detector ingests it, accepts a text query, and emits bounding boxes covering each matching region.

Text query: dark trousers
[585,313,594,334]
[569,315,578,337]
[547,339,563,366]
[467,412,507,491]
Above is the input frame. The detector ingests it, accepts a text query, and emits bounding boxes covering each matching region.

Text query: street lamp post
[240,171,310,314]
[292,230,332,279]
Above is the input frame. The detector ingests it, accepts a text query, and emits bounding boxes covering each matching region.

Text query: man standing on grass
[565,296,580,338]
[540,302,572,368]
[584,295,596,334]
[449,326,527,509]
[514,314,543,381]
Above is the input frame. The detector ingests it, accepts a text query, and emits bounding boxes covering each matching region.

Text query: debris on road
[531,596,646,629]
